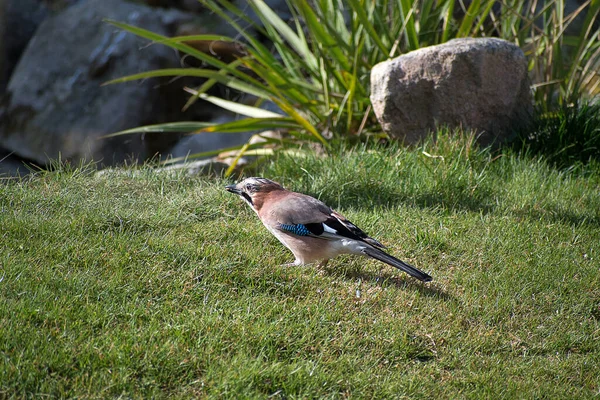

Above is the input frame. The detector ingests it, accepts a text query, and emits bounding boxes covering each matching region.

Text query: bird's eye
[245,183,254,192]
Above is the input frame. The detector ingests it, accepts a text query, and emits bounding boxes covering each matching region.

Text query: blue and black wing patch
[277,213,385,249]
[278,223,311,236]
[278,222,325,236]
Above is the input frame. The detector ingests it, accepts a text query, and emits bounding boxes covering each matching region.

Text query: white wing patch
[322,224,338,235]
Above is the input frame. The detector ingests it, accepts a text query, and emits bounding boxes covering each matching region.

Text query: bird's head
[225,177,285,209]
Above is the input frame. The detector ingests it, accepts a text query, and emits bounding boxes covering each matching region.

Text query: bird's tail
[362,247,432,282]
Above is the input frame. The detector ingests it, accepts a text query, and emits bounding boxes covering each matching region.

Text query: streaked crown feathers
[234,177,284,194]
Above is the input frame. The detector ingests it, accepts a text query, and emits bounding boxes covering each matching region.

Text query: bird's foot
[281,259,302,267]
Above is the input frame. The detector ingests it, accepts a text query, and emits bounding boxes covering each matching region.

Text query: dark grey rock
[370,38,533,145]
[0,0,49,92]
[0,0,192,167]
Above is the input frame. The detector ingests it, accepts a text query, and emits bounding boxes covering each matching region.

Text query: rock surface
[0,0,191,167]
[370,38,533,145]
[0,0,49,92]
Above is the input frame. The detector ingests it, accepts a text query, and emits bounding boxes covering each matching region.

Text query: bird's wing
[270,193,386,249]
[326,211,386,249]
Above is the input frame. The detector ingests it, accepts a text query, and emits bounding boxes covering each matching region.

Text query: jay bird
[226,177,432,282]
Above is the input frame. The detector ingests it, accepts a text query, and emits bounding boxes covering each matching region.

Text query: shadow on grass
[316,181,600,229]
[315,181,496,216]
[512,207,600,228]
[323,264,455,302]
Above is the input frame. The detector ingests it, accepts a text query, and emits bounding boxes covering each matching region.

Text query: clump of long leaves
[105,0,600,173]
[516,101,600,168]
[503,0,600,108]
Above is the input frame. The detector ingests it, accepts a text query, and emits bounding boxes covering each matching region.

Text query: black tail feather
[363,247,432,282]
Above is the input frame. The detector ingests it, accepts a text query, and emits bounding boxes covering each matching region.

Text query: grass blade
[184,88,284,118]
[457,0,482,37]
[250,0,319,72]
[345,0,389,55]
[102,122,213,138]
[193,117,299,134]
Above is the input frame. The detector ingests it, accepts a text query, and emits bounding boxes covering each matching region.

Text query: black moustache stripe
[242,192,253,205]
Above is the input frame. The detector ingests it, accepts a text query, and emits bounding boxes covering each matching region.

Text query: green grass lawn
[1,137,599,398]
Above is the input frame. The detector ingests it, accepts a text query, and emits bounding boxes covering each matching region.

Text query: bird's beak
[225,184,241,195]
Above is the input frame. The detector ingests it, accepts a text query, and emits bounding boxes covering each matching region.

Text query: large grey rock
[0,0,191,167]
[0,0,49,92]
[370,38,533,145]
